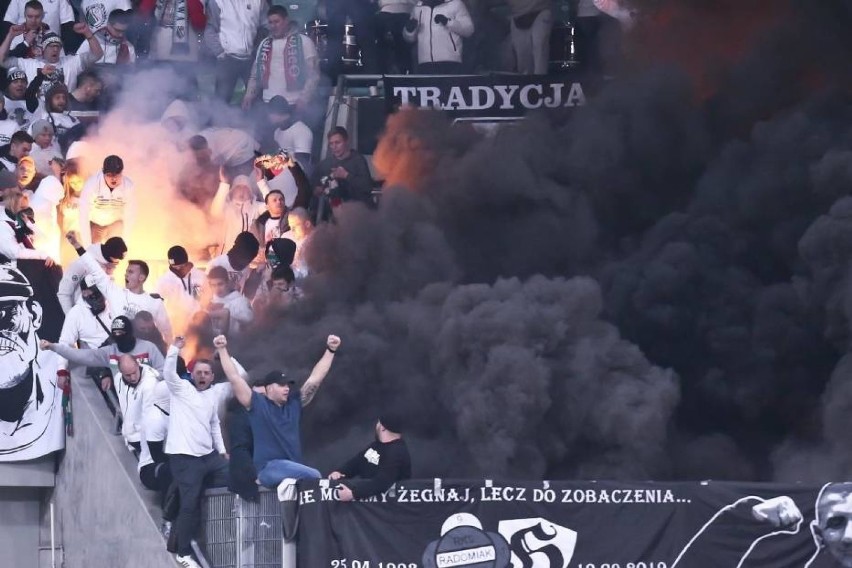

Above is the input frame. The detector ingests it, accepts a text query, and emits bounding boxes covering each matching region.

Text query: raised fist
[327,335,341,351]
[9,24,26,37]
[752,496,802,528]
[73,22,92,36]
[173,336,186,350]
[213,335,228,350]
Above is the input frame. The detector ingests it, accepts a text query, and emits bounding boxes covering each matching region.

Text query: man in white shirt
[81,0,131,33]
[78,154,135,246]
[164,337,228,568]
[6,0,72,57]
[203,0,264,103]
[266,96,313,173]
[4,67,31,126]
[56,236,126,313]
[242,6,319,110]
[77,8,136,64]
[0,22,103,90]
[155,245,205,331]
[114,355,160,451]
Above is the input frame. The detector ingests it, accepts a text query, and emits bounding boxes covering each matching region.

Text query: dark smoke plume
[234,0,852,480]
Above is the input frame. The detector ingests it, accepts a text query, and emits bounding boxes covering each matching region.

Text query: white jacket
[56,300,114,371]
[211,289,253,335]
[404,0,474,64]
[0,209,50,265]
[115,364,160,444]
[78,171,137,246]
[57,244,112,314]
[30,175,64,260]
[206,0,264,59]
[155,267,206,329]
[210,180,268,254]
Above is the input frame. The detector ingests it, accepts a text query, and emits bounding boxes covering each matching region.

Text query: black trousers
[169,452,230,556]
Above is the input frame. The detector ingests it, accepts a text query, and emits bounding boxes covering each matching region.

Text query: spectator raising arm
[301,335,341,406]
[214,335,252,409]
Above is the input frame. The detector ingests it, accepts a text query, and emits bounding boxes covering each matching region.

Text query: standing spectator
[0,130,32,170]
[176,135,219,208]
[155,245,206,330]
[216,333,341,487]
[114,355,160,451]
[374,0,415,74]
[197,127,259,177]
[0,23,103,90]
[203,0,264,103]
[32,81,81,151]
[242,7,319,112]
[206,231,259,294]
[210,173,266,254]
[164,337,229,568]
[27,120,60,175]
[5,0,74,41]
[403,0,473,73]
[138,0,206,71]
[506,0,551,74]
[252,263,301,312]
[80,0,131,33]
[283,206,312,278]
[56,235,126,313]
[254,190,289,246]
[29,157,64,257]
[4,67,32,126]
[329,413,412,501]
[268,97,313,172]
[138,377,172,501]
[78,154,135,246]
[312,127,374,216]
[204,265,253,336]
[78,9,137,64]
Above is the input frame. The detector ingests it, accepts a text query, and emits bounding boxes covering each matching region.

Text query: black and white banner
[384,74,590,119]
[0,262,65,461]
[296,479,851,568]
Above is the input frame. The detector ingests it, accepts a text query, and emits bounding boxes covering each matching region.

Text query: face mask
[111,331,136,352]
[83,292,106,314]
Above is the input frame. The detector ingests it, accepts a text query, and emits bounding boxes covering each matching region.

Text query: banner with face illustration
[296,479,852,568]
[0,263,65,461]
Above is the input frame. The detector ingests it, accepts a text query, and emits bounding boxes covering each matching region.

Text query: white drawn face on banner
[0,267,42,390]
[815,485,852,567]
[497,518,577,568]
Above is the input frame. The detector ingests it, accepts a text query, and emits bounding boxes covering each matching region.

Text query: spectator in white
[242,6,319,111]
[176,135,218,208]
[160,98,196,148]
[403,0,473,73]
[329,413,412,501]
[203,0,264,104]
[374,0,415,74]
[33,81,80,146]
[138,375,171,496]
[138,0,206,67]
[164,336,228,568]
[6,1,58,58]
[27,120,60,175]
[78,154,135,246]
[41,315,166,390]
[155,245,205,329]
[0,23,103,90]
[5,0,74,44]
[0,130,32,171]
[204,265,253,336]
[4,67,31,126]
[0,173,54,265]
[53,274,113,389]
[216,333,340,487]
[267,96,313,172]
[0,98,22,145]
[114,354,160,451]
[285,206,312,278]
[79,252,174,342]
[29,157,65,258]
[210,173,266,254]
[80,0,131,33]
[197,127,259,175]
[57,235,126,313]
[206,231,259,295]
[506,0,551,74]
[78,9,136,64]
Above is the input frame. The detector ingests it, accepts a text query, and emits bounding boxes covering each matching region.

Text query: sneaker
[175,554,201,568]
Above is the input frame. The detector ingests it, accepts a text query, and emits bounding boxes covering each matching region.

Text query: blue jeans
[257,460,321,488]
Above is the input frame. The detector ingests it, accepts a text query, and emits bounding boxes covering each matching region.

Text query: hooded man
[78,154,136,246]
[329,413,412,501]
[206,231,260,296]
[156,245,206,329]
[0,264,64,461]
[403,0,474,73]
[210,175,266,256]
[33,81,81,151]
[41,314,166,391]
[54,274,113,386]
[57,235,126,313]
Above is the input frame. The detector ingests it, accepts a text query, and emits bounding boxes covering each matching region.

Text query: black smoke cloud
[232,0,852,480]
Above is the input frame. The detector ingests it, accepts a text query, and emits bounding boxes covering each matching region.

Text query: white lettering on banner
[395,83,587,113]
[480,486,528,502]
[557,489,679,504]
[397,487,472,503]
[436,545,496,568]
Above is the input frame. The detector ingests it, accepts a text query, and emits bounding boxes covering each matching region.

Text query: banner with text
[383,74,591,119]
[296,479,849,568]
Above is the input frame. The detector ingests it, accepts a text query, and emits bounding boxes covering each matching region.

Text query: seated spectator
[241,6,319,112]
[507,0,551,74]
[210,174,266,255]
[216,333,341,487]
[0,130,33,171]
[164,337,228,568]
[375,0,415,74]
[403,0,473,74]
[329,413,412,501]
[4,0,75,51]
[4,67,32,126]
[206,231,260,295]
[78,9,136,64]
[41,315,166,390]
[312,127,374,220]
[0,23,103,90]
[155,245,206,329]
[56,234,125,313]
[115,354,160,451]
[204,265,253,337]
[28,119,61,175]
[176,135,218,208]
[78,154,136,246]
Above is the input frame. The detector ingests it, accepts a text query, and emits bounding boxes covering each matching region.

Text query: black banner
[383,74,590,119]
[296,479,850,568]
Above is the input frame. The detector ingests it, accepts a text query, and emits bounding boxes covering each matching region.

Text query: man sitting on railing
[215,332,341,488]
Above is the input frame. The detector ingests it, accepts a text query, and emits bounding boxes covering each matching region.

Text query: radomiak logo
[422,513,511,568]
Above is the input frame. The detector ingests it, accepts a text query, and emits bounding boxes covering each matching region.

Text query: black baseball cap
[168,245,189,265]
[261,370,294,387]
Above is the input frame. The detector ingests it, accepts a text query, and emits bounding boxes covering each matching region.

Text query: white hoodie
[57,243,112,314]
[404,0,474,64]
[30,175,64,260]
[56,298,114,371]
[78,171,137,246]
